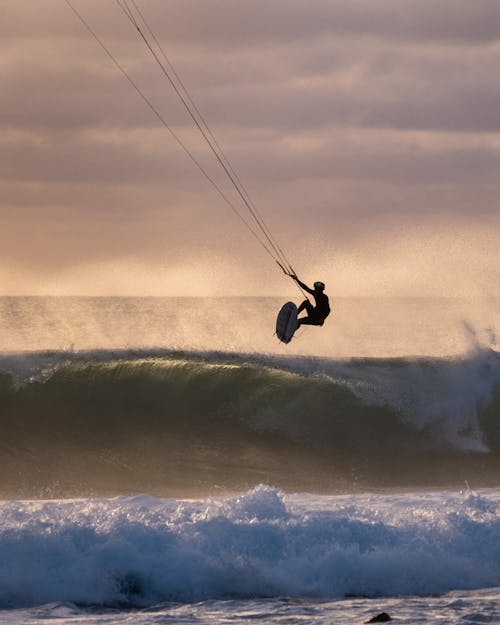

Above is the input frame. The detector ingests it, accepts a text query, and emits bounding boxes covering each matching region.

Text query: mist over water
[0,295,498,357]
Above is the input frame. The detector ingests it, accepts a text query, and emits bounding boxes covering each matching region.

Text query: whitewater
[0,296,499,624]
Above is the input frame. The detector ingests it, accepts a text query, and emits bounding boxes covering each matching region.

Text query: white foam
[1,486,500,608]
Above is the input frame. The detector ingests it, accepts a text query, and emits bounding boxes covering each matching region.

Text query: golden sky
[1,0,499,295]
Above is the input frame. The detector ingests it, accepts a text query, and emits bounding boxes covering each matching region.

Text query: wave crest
[0,349,499,496]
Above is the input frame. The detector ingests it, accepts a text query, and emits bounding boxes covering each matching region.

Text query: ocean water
[0,296,499,624]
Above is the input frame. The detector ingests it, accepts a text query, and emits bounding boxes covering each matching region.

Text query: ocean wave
[0,349,499,496]
[0,486,500,608]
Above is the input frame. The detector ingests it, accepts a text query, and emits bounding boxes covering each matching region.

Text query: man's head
[313,281,325,291]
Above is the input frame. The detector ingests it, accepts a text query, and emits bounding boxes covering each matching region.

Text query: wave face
[0,486,500,608]
[1,349,499,497]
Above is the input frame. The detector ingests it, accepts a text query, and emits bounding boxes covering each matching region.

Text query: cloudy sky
[1,0,499,295]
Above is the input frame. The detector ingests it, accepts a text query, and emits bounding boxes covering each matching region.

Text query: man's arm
[290,274,314,295]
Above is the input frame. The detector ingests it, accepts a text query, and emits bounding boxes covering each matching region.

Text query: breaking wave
[0,486,500,608]
[0,348,499,497]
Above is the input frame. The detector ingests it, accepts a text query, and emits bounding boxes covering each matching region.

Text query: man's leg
[297,299,310,314]
[297,300,316,327]
[297,317,322,326]
[297,300,314,314]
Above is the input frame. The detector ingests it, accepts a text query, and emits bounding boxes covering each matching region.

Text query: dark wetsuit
[295,279,331,327]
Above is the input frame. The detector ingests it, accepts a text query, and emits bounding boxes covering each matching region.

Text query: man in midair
[289,274,331,328]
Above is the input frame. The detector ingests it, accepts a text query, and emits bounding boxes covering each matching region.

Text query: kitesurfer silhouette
[289,274,331,328]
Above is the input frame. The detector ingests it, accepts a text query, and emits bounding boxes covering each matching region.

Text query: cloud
[1,1,499,294]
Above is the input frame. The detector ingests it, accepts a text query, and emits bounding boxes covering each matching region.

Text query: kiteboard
[276,301,298,344]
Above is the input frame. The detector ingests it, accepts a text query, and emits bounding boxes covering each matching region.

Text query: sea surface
[0,296,499,624]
